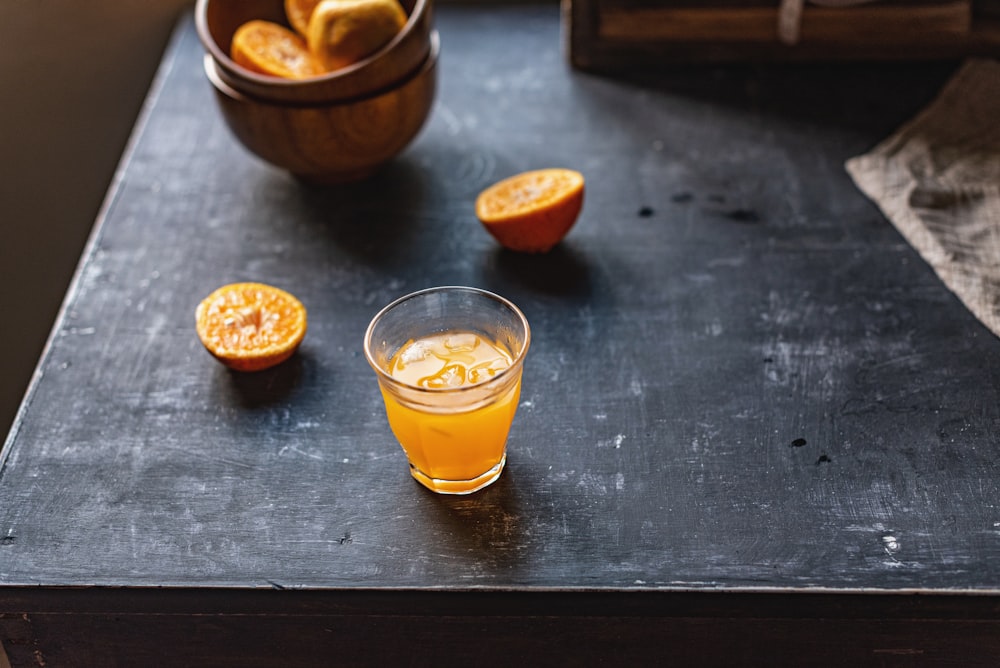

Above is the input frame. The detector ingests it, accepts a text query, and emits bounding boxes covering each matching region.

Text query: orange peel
[285,0,325,37]
[306,0,407,72]
[475,168,585,253]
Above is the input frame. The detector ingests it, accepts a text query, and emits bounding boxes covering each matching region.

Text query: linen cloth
[846,58,1000,337]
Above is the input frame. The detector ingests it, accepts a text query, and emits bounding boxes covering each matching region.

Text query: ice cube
[467,357,511,384]
[398,340,432,367]
[443,333,480,353]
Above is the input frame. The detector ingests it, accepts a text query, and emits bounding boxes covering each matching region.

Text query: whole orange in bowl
[195,282,307,372]
[475,169,586,253]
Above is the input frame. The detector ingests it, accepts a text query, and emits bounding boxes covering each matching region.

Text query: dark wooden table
[2,4,999,666]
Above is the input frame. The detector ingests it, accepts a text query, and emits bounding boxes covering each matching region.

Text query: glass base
[409,453,506,495]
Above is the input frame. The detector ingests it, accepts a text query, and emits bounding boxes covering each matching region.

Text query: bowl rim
[204,30,440,107]
[194,0,429,90]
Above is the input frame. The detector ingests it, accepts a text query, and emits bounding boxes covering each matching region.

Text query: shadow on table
[222,351,310,409]
[419,472,531,568]
[288,159,433,269]
[583,60,959,139]
[485,244,594,301]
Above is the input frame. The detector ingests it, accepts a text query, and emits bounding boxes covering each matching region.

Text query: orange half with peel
[231,20,323,79]
[475,168,585,253]
[195,282,307,372]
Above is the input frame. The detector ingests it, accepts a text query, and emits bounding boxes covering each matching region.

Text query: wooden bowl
[195,0,433,105]
[205,32,438,184]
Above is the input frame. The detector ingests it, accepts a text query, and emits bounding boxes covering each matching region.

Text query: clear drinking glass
[364,286,531,494]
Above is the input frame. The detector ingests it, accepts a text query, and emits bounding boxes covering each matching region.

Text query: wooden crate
[564,0,1000,70]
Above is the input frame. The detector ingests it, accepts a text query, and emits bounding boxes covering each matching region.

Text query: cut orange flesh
[195,282,307,372]
[307,0,408,71]
[285,0,324,37]
[231,20,323,79]
[475,168,585,253]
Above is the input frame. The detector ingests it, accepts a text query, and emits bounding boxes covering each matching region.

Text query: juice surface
[388,331,513,388]
[383,331,521,489]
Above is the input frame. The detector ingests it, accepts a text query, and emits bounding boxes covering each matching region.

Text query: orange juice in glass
[364,287,531,494]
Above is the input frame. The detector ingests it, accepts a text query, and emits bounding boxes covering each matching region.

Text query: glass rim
[363,285,531,394]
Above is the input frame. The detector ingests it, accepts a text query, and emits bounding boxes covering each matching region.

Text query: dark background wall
[0,1,195,439]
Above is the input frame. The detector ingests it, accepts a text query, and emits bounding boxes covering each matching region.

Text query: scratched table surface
[3,3,1000,666]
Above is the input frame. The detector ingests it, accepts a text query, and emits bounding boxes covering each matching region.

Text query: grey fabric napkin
[846,58,1000,337]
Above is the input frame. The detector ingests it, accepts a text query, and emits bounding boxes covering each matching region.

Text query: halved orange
[195,282,307,372]
[306,0,408,72]
[285,0,324,37]
[475,168,585,253]
[230,20,323,79]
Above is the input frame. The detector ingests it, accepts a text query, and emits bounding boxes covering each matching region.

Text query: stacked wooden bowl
[196,0,437,183]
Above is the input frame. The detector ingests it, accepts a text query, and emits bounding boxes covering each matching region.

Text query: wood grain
[205,34,438,183]
[568,0,1000,67]
[598,2,972,42]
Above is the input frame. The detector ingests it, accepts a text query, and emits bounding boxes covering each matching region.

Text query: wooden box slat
[565,0,1000,70]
